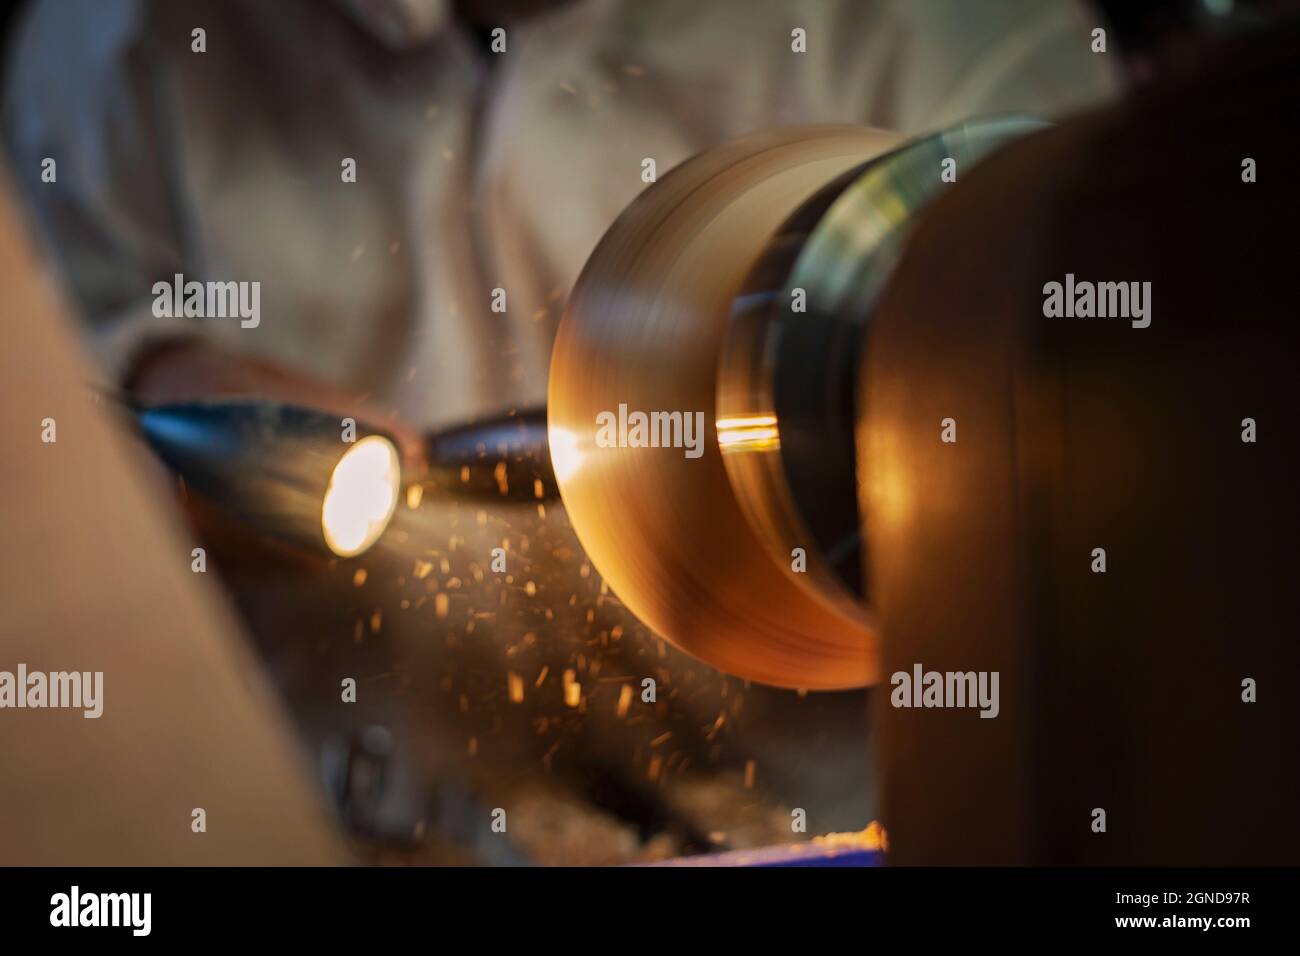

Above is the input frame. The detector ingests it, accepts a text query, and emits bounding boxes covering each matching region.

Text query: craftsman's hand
[125,338,425,469]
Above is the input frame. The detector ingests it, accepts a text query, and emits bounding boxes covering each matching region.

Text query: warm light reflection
[321,435,400,557]
[716,414,780,453]
[548,426,584,483]
[864,427,913,533]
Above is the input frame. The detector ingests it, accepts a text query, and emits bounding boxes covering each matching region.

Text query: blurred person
[2,0,1116,428]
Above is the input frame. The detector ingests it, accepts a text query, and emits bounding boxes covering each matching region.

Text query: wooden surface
[0,175,344,864]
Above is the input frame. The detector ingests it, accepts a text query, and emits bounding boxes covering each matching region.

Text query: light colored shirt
[5,0,1117,429]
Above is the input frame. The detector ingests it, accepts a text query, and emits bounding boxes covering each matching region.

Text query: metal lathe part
[549,120,1041,690]
[551,126,898,690]
[136,399,400,556]
[718,117,1045,618]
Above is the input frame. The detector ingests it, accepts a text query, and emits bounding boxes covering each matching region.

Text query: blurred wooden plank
[0,173,345,864]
